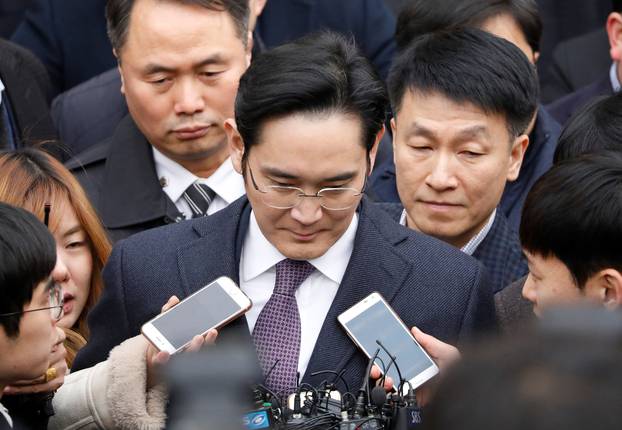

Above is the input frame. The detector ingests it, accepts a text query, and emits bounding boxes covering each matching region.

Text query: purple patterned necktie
[252,259,315,396]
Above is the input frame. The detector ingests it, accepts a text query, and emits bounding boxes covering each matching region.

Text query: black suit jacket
[369,105,560,233]
[0,0,33,38]
[546,75,613,126]
[73,197,495,391]
[541,28,610,103]
[65,115,184,244]
[377,203,527,294]
[494,276,535,334]
[10,0,113,96]
[0,38,59,156]
[257,0,396,80]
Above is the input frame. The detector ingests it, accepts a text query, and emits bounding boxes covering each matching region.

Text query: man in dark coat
[0,39,59,157]
[73,33,495,401]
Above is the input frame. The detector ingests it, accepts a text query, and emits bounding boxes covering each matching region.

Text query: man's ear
[224,119,244,174]
[607,12,622,62]
[118,64,126,95]
[254,0,268,16]
[368,124,385,174]
[390,117,398,162]
[114,49,126,95]
[587,269,622,310]
[507,134,529,182]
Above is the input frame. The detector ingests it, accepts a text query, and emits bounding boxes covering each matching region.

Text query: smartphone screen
[150,281,244,350]
[341,299,436,388]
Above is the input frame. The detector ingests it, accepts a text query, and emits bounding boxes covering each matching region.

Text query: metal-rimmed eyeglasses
[247,163,367,211]
[0,281,64,321]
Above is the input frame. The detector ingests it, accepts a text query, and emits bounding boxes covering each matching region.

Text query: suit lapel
[100,115,182,229]
[303,200,412,384]
[176,198,254,346]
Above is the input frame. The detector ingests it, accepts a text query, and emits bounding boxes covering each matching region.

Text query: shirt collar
[0,77,5,106]
[152,147,245,205]
[610,62,621,93]
[461,209,496,255]
[241,211,359,284]
[399,208,496,255]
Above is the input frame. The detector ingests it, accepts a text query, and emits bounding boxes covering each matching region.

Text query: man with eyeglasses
[0,202,66,429]
[73,33,495,397]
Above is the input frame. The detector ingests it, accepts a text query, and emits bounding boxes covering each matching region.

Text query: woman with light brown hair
[0,147,111,366]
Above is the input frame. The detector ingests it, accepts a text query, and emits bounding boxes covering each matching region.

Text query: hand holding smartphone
[338,292,439,392]
[141,276,252,354]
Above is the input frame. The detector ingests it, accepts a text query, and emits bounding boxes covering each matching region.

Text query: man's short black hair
[396,0,542,54]
[0,202,56,338]
[388,28,538,138]
[106,0,249,53]
[554,93,622,164]
[235,31,388,160]
[520,151,622,287]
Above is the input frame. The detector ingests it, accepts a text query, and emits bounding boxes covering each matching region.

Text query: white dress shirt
[0,402,12,428]
[240,211,358,378]
[399,209,496,256]
[152,147,246,219]
[0,77,5,106]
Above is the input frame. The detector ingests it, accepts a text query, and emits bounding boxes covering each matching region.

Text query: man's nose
[51,253,70,284]
[174,78,206,115]
[290,196,323,225]
[425,154,458,191]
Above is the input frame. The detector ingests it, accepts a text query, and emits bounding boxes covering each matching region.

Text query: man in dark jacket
[372,0,560,233]
[73,34,495,402]
[379,29,533,294]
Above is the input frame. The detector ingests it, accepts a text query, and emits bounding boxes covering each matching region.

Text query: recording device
[241,292,435,429]
[245,342,425,429]
[161,288,429,429]
[338,292,438,393]
[141,276,252,353]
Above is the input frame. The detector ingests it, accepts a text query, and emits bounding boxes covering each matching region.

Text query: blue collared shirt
[610,62,621,93]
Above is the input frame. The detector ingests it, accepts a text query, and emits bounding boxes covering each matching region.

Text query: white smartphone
[338,292,439,392]
[141,276,252,354]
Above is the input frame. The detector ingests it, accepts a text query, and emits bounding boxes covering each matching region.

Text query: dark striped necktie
[182,182,217,218]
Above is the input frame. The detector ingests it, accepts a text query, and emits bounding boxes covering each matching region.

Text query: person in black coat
[11,0,113,96]
[0,0,33,38]
[0,39,59,158]
[73,35,494,399]
[545,3,622,125]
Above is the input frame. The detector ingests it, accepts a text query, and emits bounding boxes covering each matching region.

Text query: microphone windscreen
[370,386,387,408]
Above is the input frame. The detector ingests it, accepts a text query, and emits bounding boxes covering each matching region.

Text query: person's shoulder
[494,276,534,333]
[546,76,612,125]
[372,201,403,221]
[116,197,248,255]
[65,137,111,171]
[536,104,561,138]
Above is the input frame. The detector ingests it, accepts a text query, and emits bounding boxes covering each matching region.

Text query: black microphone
[354,347,381,417]
[376,339,405,393]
